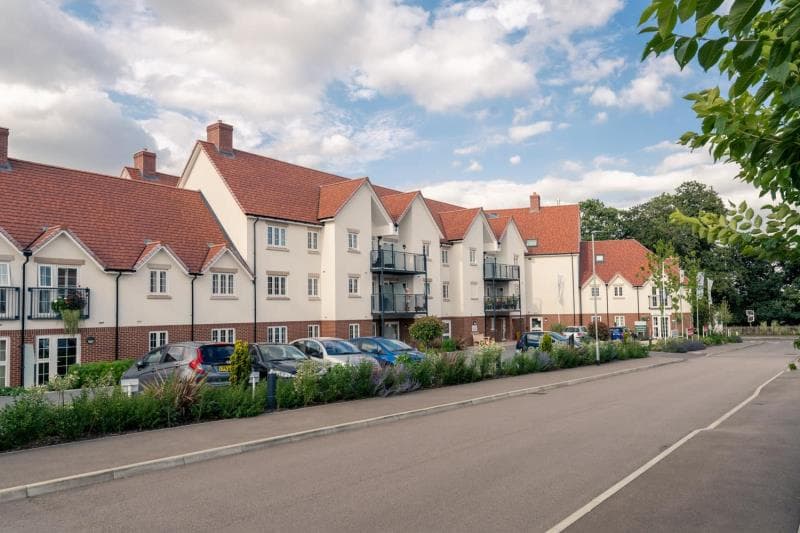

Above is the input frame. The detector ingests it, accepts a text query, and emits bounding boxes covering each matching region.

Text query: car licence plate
[217,365,231,373]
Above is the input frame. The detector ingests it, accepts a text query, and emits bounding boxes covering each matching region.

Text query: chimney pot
[207,121,233,153]
[0,127,9,168]
[529,192,541,213]
[133,149,157,176]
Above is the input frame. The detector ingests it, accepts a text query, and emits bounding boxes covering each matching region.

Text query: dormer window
[526,239,538,248]
[595,254,605,263]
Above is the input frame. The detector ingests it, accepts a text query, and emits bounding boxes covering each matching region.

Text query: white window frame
[0,262,10,286]
[613,285,623,297]
[442,281,450,300]
[470,281,478,300]
[595,254,605,264]
[348,323,360,339]
[149,330,168,351]
[425,279,432,299]
[441,320,452,339]
[0,337,9,388]
[614,315,625,327]
[211,272,235,296]
[267,275,287,297]
[591,286,600,298]
[211,328,235,343]
[149,269,168,294]
[422,241,430,259]
[34,335,80,385]
[348,276,359,296]
[530,317,543,331]
[307,275,319,297]
[307,231,319,251]
[267,326,288,344]
[307,324,320,338]
[266,225,287,248]
[347,231,359,251]
[469,248,477,265]
[441,248,449,265]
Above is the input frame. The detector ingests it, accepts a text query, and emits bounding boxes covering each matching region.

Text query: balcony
[0,287,20,320]
[371,249,426,275]
[28,287,90,320]
[371,292,427,316]
[483,262,520,281]
[484,295,520,313]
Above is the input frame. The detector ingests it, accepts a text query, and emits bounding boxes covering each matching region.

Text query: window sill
[443,298,450,302]
[267,246,289,252]
[347,249,361,254]
[307,250,320,255]
[348,294,361,298]
[211,295,238,300]
[308,296,321,301]
[147,294,171,300]
[266,296,290,301]
[442,264,449,267]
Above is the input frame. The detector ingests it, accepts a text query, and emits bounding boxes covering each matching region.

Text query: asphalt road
[2,341,798,532]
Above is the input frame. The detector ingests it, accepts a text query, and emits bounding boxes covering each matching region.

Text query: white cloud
[509,155,521,165]
[643,139,683,152]
[454,144,481,156]
[594,111,608,123]
[593,154,627,168]
[508,121,553,142]
[466,159,483,172]
[588,56,689,113]
[561,160,584,172]
[590,86,618,106]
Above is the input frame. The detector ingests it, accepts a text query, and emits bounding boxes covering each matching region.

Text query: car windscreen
[381,339,413,352]
[321,340,361,355]
[200,345,234,363]
[259,345,307,361]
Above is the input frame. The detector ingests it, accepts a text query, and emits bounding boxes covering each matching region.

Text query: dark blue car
[351,337,425,366]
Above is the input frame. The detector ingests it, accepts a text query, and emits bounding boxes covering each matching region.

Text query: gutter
[19,250,31,386]
[190,274,199,341]
[252,217,258,342]
[105,269,135,360]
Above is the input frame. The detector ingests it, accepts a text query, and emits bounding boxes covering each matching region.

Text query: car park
[516,331,576,351]
[291,337,380,367]
[351,336,425,366]
[249,343,308,378]
[122,342,235,389]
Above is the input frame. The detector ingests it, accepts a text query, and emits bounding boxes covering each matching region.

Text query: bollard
[266,371,277,411]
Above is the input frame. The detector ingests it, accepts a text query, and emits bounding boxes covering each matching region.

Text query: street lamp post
[591,232,600,364]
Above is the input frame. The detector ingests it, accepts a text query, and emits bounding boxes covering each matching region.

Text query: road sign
[634,320,647,336]
[746,309,755,324]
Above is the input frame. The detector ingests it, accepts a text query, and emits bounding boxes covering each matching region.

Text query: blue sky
[1,0,751,209]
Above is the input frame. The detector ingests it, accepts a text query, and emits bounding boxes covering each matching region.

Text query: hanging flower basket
[51,290,86,335]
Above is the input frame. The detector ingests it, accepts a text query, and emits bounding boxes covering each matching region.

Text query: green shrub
[276,378,301,409]
[294,360,323,406]
[474,344,502,378]
[502,351,543,376]
[409,316,444,349]
[587,321,610,341]
[540,333,553,353]
[789,362,797,371]
[440,337,459,352]
[67,359,135,388]
[191,383,265,419]
[550,323,565,333]
[228,340,252,388]
[0,386,25,397]
[0,391,56,450]
[551,345,582,368]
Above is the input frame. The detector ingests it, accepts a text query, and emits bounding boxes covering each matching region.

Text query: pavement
[0,340,797,532]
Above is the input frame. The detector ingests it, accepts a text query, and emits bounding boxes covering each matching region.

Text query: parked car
[351,337,425,366]
[516,331,576,351]
[563,325,588,340]
[609,326,630,341]
[249,343,308,378]
[122,342,235,389]
[291,337,380,367]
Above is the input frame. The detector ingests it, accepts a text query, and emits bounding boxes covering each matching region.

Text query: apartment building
[0,123,691,387]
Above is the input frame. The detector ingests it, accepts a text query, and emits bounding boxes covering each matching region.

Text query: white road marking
[546,369,786,533]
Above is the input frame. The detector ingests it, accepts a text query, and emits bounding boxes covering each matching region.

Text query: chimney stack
[529,192,541,213]
[133,149,157,176]
[0,127,9,169]
[207,121,233,153]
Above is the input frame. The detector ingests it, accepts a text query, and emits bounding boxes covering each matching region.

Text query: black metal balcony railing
[371,293,427,315]
[483,262,520,280]
[371,249,426,274]
[484,295,520,312]
[0,287,20,320]
[28,287,90,320]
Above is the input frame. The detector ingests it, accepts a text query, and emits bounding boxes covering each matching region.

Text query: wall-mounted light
[86,336,96,345]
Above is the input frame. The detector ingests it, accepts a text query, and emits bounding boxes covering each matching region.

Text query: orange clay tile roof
[487,216,511,240]
[438,207,482,241]
[0,158,231,272]
[373,185,469,240]
[487,204,581,255]
[123,167,181,187]
[318,177,368,219]
[199,141,352,224]
[200,243,229,272]
[379,191,419,222]
[579,239,653,286]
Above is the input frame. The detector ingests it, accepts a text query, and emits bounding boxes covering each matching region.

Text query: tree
[717,300,733,330]
[639,241,683,339]
[229,340,252,388]
[640,0,800,348]
[579,199,626,240]
[409,316,444,349]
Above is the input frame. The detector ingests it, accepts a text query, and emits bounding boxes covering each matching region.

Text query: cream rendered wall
[254,219,323,323]
[439,245,453,317]
[182,149,249,261]
[524,254,580,321]
[120,248,191,327]
[394,196,442,317]
[0,239,21,331]
[26,234,116,330]
[486,223,526,303]
[457,218,489,318]
[195,251,252,325]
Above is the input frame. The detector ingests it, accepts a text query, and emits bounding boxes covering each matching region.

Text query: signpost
[121,378,139,397]
[746,309,755,326]
[634,320,647,338]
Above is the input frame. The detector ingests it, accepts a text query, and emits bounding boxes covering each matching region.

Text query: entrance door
[34,336,79,385]
[384,321,400,340]
[499,318,507,341]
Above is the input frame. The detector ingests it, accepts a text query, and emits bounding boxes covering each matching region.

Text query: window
[212,273,234,295]
[614,316,625,327]
[469,248,477,265]
[149,269,167,294]
[0,338,8,388]
[441,320,452,339]
[425,279,432,298]
[613,285,623,297]
[267,225,287,248]
[441,248,449,265]
[0,263,9,285]
[149,331,168,350]
[348,323,360,339]
[35,336,78,385]
[422,241,430,258]
[526,239,538,248]
[307,231,319,251]
[595,254,605,263]
[591,315,601,323]
[591,286,600,298]
[307,275,319,297]
[347,231,359,250]
[267,275,287,297]
[470,281,478,300]
[513,254,519,265]
[307,324,320,337]
[442,282,450,300]
[348,276,359,296]
[212,328,235,343]
[267,326,288,344]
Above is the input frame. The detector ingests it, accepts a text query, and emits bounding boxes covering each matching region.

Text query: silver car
[122,342,235,389]
[290,337,379,368]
